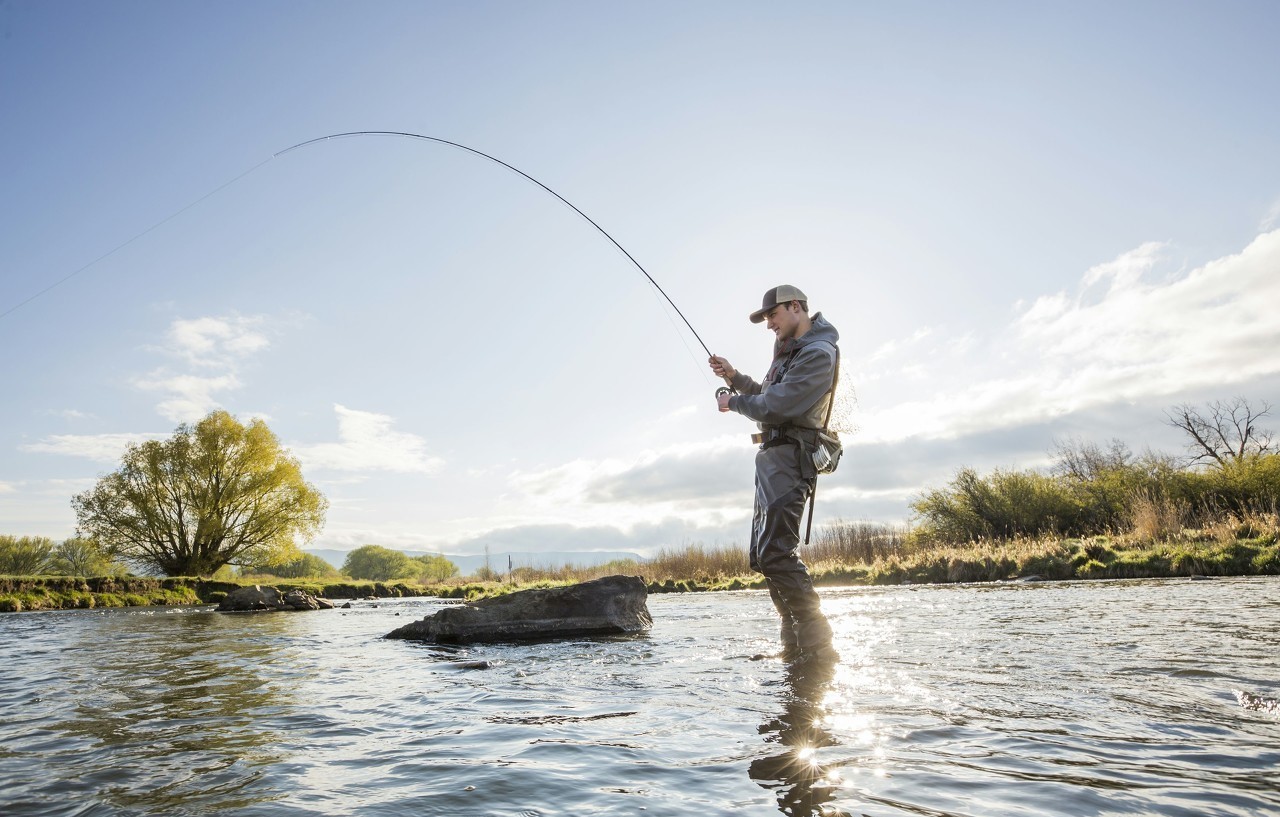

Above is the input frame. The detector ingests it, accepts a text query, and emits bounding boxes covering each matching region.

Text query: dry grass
[805,519,913,564]
[646,543,749,580]
[1124,490,1187,542]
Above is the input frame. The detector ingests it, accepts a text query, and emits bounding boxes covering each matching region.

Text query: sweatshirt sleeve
[728,343,834,426]
[730,370,762,395]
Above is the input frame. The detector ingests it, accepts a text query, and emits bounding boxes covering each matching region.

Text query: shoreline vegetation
[3,525,1277,613]
[5,400,1277,613]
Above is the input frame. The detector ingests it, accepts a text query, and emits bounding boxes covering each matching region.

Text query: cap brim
[749,306,770,324]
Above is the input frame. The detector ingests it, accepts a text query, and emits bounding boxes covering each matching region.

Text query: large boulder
[216,585,334,612]
[385,574,651,643]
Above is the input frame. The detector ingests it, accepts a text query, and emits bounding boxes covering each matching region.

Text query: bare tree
[1165,397,1274,467]
[1051,436,1133,482]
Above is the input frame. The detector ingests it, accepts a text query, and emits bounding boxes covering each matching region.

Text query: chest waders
[748,341,839,662]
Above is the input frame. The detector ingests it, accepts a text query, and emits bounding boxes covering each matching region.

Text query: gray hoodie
[727,312,839,430]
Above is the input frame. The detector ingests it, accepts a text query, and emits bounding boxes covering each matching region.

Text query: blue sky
[3,1,1279,558]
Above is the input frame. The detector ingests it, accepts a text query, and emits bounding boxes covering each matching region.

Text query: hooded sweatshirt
[727,312,839,430]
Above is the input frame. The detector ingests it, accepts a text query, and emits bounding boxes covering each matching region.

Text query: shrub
[0,536,55,574]
[342,546,418,582]
[242,553,340,579]
[913,468,1082,542]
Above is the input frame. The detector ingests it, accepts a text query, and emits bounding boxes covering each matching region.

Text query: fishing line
[0,157,273,321]
[4,131,725,390]
[275,132,719,364]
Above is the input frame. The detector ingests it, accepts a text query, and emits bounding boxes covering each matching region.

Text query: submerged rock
[216,585,334,612]
[385,574,652,644]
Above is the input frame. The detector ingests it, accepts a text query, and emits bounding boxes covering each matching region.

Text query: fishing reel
[715,386,733,398]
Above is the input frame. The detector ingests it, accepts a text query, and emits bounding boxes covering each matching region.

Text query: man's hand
[708,355,736,381]
[717,392,732,413]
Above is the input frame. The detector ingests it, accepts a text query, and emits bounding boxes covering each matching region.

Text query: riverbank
[0,575,429,613]
[808,533,1280,587]
[4,534,1279,612]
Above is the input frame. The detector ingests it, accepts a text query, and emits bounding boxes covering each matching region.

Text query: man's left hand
[717,393,732,413]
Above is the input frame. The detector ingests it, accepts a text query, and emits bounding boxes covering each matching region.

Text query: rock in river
[217,585,334,612]
[385,574,652,644]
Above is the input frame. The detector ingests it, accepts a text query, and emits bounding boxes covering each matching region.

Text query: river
[1,576,1277,816]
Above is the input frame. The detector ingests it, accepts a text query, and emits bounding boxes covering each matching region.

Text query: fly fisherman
[709,285,839,667]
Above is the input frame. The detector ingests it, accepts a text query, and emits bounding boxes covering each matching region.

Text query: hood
[773,312,839,358]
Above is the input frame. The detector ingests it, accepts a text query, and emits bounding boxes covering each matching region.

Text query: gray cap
[749,284,808,323]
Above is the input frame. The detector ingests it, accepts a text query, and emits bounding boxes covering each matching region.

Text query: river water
[2,576,1278,817]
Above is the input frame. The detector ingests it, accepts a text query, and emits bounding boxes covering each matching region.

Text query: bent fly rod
[277,132,734,397]
[4,130,734,396]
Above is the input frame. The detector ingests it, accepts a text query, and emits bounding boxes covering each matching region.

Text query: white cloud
[0,481,16,494]
[1263,198,1280,232]
[293,404,445,473]
[133,372,243,424]
[855,229,1280,443]
[165,314,270,368]
[500,434,755,535]
[43,408,94,421]
[20,432,164,462]
[134,313,273,422]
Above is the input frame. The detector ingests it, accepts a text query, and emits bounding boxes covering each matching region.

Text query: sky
[2,1,1279,560]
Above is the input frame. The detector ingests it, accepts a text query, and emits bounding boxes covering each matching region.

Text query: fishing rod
[276,132,735,397]
[6,131,736,396]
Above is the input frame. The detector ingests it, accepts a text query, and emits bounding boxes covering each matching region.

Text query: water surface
[2,576,1278,816]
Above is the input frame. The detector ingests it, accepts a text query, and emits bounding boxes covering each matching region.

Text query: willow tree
[72,411,327,576]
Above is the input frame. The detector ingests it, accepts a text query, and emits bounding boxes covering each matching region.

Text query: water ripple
[1,580,1279,815]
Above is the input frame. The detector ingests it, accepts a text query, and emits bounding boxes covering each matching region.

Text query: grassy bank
[0,575,433,612]
[6,530,1278,612]
[807,534,1280,587]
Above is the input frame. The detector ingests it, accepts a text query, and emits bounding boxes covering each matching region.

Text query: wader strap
[803,345,840,545]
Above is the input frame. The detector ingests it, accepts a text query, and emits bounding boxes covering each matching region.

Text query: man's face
[764,301,801,340]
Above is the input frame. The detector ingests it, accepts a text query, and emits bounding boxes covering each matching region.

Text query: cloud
[855,230,1280,444]
[133,372,243,424]
[164,314,270,368]
[20,432,164,462]
[0,482,15,494]
[509,435,753,507]
[292,404,445,473]
[43,408,95,421]
[448,518,724,556]
[134,313,272,422]
[1263,198,1280,232]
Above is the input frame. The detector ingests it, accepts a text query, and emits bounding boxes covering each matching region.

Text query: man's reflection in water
[750,661,854,817]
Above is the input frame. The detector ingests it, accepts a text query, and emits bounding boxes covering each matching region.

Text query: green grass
[5,528,1279,613]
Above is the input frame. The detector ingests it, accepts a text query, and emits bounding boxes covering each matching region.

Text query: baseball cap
[749,284,808,324]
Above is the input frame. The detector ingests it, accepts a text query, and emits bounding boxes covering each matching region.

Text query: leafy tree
[412,553,459,582]
[243,552,339,579]
[0,535,54,575]
[48,537,123,577]
[342,545,417,581]
[72,411,327,576]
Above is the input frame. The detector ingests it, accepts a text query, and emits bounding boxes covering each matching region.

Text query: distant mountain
[305,548,647,577]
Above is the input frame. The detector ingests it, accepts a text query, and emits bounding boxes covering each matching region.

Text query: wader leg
[751,446,836,662]
[767,581,800,658]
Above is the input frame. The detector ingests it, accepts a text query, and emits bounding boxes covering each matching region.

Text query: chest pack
[780,342,842,475]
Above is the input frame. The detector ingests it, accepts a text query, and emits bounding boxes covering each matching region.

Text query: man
[710,285,839,665]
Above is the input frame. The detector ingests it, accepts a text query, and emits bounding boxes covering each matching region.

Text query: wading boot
[779,618,801,662]
[793,615,838,669]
